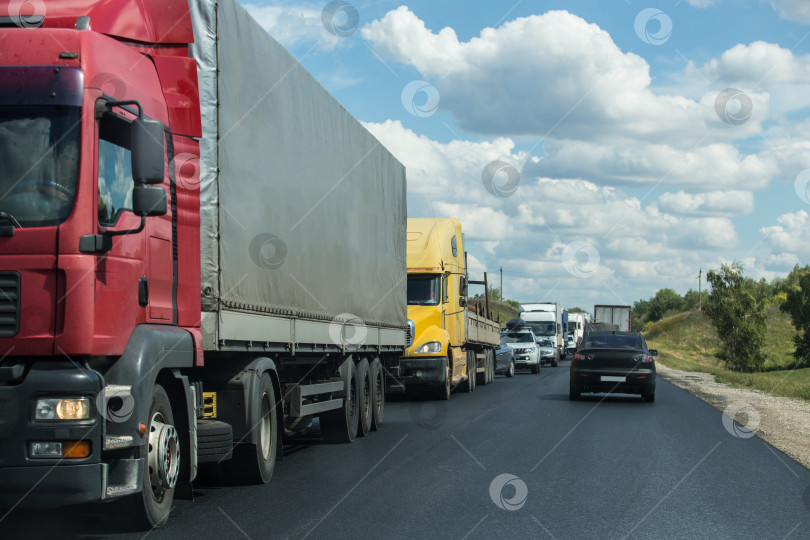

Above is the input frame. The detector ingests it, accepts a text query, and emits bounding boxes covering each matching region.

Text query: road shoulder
[656,362,810,470]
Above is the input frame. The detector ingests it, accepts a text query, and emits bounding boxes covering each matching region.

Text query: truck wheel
[370,357,384,431]
[321,361,360,443]
[232,373,278,483]
[462,351,475,392]
[488,350,495,383]
[506,360,515,378]
[552,350,559,367]
[356,358,372,437]
[130,384,179,528]
[476,351,487,387]
[435,356,451,400]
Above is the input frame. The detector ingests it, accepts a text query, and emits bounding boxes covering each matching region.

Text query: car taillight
[587,354,595,360]
[634,354,654,363]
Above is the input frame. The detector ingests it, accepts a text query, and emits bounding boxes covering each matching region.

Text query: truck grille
[0,272,20,338]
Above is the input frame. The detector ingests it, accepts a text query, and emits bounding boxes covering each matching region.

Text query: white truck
[568,312,590,346]
[594,305,632,332]
[518,303,565,364]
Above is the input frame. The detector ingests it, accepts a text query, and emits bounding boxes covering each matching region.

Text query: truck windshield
[0,105,80,227]
[525,321,556,336]
[407,275,440,306]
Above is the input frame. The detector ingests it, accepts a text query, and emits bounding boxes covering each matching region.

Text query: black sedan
[569,331,657,402]
[494,339,515,377]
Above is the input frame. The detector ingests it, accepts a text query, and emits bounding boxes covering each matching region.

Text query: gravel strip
[656,362,810,470]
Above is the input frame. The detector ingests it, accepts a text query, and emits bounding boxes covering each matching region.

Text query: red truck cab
[0,1,201,525]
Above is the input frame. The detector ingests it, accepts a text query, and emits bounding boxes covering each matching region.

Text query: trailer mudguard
[216,357,283,455]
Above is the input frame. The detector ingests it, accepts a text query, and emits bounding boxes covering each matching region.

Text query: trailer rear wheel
[356,358,372,437]
[321,361,360,443]
[369,357,384,431]
[128,384,178,529]
[487,349,495,384]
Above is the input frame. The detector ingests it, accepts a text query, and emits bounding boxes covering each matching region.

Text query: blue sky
[240,0,810,311]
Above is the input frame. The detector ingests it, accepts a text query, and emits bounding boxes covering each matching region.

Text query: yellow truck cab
[391,218,499,399]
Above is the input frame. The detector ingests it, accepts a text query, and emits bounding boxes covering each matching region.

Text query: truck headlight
[34,397,92,421]
[415,341,442,354]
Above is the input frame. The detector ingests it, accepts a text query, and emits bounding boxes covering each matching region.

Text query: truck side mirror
[459,276,468,296]
[459,297,467,308]
[132,117,165,184]
[133,184,167,217]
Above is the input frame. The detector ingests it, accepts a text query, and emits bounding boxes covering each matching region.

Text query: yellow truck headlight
[415,341,442,354]
[34,397,92,421]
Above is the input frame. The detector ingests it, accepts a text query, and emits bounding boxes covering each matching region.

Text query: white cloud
[769,0,810,25]
[758,210,810,274]
[242,3,347,51]
[657,190,755,216]
[361,8,731,144]
[526,139,777,190]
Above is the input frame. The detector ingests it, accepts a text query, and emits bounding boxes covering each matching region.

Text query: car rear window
[583,334,642,350]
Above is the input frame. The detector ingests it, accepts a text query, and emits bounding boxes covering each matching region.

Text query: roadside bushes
[705,262,766,372]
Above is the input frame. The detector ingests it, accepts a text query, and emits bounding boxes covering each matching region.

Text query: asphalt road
[4,358,810,539]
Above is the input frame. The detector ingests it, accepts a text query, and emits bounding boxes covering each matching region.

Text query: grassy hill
[470,299,519,327]
[644,307,810,401]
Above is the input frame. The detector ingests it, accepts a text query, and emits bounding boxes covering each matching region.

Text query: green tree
[568,306,587,314]
[682,289,701,311]
[705,262,766,372]
[647,288,684,322]
[780,265,810,365]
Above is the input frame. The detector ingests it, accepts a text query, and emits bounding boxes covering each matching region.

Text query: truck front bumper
[0,360,106,509]
[386,357,445,391]
[0,463,105,509]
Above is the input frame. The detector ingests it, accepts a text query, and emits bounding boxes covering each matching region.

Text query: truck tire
[321,360,360,443]
[435,357,451,400]
[230,373,278,484]
[552,349,559,368]
[462,350,475,392]
[369,357,384,431]
[476,351,487,387]
[129,384,179,528]
[488,349,495,384]
[197,420,234,463]
[356,358,372,437]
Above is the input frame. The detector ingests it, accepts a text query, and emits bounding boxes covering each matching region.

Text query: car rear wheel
[569,383,581,401]
[506,360,514,378]
[642,390,655,403]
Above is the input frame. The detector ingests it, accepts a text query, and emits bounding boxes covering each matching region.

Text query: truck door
[92,104,173,354]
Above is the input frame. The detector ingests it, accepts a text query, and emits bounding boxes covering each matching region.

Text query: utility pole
[500,267,503,301]
[698,268,702,311]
